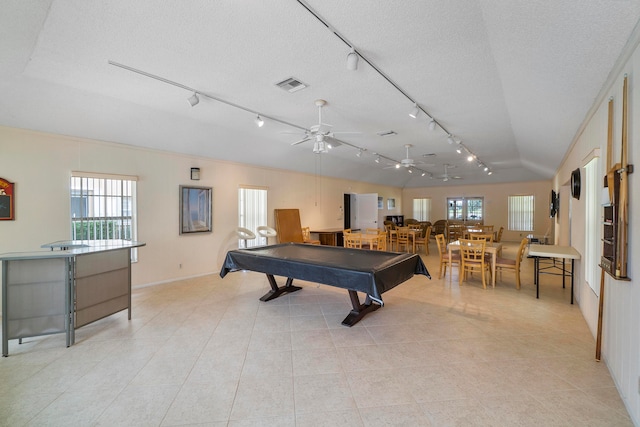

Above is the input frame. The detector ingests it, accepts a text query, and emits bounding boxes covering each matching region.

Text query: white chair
[256,226,277,245]
[236,227,256,248]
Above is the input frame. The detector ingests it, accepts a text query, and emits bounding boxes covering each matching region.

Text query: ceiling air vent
[275,77,308,93]
[376,130,397,137]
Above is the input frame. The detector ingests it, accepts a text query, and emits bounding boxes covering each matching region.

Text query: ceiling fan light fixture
[255,115,264,127]
[313,141,328,154]
[409,104,420,119]
[408,168,413,174]
[346,49,359,71]
[428,119,436,131]
[188,92,199,107]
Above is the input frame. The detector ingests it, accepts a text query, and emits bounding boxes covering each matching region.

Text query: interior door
[354,193,378,230]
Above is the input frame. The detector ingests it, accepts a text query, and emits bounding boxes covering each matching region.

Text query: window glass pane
[238,187,268,248]
[70,174,138,261]
[584,160,599,294]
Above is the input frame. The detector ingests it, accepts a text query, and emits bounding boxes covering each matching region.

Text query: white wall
[554,40,640,423]
[0,126,402,287]
[402,180,553,242]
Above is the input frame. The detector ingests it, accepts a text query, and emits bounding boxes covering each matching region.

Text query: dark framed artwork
[180,185,212,234]
[0,177,14,220]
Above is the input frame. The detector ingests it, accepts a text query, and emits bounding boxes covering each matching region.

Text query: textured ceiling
[2,0,640,187]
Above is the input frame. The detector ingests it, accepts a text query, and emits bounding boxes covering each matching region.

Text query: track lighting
[447,135,454,145]
[346,49,359,71]
[188,92,199,107]
[395,163,400,169]
[409,104,420,119]
[487,170,493,175]
[428,119,436,131]
[375,155,380,163]
[408,168,413,174]
[484,166,489,172]
[255,115,264,127]
[467,155,474,162]
[421,172,426,177]
[456,148,462,154]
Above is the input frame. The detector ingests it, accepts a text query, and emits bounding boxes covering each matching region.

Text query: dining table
[448,240,503,287]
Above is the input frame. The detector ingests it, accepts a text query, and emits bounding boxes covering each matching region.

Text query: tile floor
[0,242,633,426]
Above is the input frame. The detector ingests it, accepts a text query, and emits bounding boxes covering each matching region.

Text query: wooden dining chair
[384,223,397,250]
[469,232,493,243]
[374,232,387,251]
[435,233,459,279]
[396,227,411,252]
[414,225,431,255]
[495,237,528,289]
[495,226,504,243]
[301,227,321,245]
[343,232,362,249]
[459,238,491,289]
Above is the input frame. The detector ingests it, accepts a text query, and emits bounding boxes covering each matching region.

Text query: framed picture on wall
[387,198,396,209]
[180,185,212,234]
[0,177,14,220]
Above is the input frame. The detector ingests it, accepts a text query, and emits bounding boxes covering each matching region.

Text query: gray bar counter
[1,240,145,356]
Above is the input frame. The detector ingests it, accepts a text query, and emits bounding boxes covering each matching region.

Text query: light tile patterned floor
[0,242,633,426]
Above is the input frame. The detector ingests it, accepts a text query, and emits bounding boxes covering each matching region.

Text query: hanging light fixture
[188,92,199,107]
[346,49,359,71]
[255,115,264,127]
[409,103,420,119]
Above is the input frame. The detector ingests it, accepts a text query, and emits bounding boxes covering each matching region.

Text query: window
[584,159,600,294]
[447,197,483,221]
[238,186,267,248]
[508,195,534,231]
[412,198,431,221]
[70,172,138,260]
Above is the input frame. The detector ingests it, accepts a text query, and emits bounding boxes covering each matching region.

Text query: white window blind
[238,187,268,248]
[412,198,431,221]
[508,195,534,231]
[70,172,138,260]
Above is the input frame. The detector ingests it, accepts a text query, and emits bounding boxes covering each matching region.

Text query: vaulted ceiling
[2,1,640,187]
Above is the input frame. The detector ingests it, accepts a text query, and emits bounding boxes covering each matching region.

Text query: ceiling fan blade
[291,137,311,146]
[324,135,342,148]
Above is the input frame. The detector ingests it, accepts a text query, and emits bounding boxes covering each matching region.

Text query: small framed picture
[387,198,396,209]
[0,177,15,220]
[180,186,212,234]
[378,196,383,209]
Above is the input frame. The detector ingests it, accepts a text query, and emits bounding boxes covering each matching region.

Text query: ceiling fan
[437,164,463,181]
[384,144,433,169]
[290,99,346,153]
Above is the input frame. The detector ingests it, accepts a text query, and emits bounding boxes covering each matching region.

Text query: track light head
[428,119,436,131]
[421,172,426,177]
[255,115,264,127]
[447,135,454,145]
[409,104,420,119]
[467,155,474,162]
[346,49,359,71]
[487,170,493,175]
[456,148,462,154]
[375,155,380,163]
[188,92,200,107]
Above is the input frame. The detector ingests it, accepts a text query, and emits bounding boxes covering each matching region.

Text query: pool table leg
[259,275,302,301]
[341,291,381,327]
